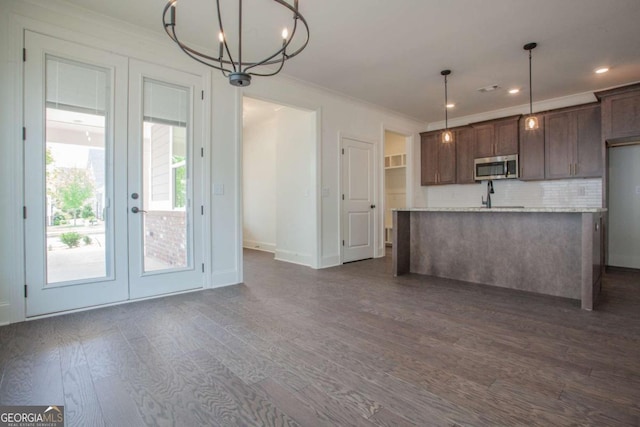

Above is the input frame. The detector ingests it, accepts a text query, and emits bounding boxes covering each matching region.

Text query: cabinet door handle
[575,163,578,176]
[569,163,572,175]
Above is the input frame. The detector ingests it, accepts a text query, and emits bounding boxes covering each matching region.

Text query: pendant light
[441,69,453,143]
[523,42,539,130]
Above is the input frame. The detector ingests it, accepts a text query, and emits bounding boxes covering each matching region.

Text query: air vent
[478,84,500,93]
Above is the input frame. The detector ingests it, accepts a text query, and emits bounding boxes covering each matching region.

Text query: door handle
[370,204,376,209]
[131,207,147,214]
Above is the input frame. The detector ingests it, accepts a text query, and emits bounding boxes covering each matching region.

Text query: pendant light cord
[529,48,533,115]
[444,74,448,129]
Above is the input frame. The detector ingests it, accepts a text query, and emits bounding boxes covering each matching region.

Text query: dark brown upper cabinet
[518,115,545,181]
[595,83,640,142]
[455,127,476,184]
[420,131,456,186]
[471,115,520,158]
[545,103,602,179]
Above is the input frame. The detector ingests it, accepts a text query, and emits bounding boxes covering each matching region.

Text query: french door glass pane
[142,79,190,272]
[45,56,109,284]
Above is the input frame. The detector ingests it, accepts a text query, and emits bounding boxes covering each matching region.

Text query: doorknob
[131,206,147,214]
[370,204,376,209]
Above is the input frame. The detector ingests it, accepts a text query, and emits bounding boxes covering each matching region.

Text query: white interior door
[24,31,129,316]
[127,60,205,299]
[342,137,376,263]
[608,144,640,269]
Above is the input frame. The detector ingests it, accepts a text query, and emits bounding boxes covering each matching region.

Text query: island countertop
[394,207,607,213]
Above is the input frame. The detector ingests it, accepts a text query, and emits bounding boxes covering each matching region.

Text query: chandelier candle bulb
[282,28,289,39]
[169,3,176,26]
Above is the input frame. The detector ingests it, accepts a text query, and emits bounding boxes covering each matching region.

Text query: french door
[24,31,205,317]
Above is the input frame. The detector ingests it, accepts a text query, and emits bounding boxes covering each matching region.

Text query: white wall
[275,108,316,266]
[243,118,277,252]
[384,131,406,156]
[242,105,316,266]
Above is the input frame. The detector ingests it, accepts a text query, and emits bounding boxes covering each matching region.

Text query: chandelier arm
[169,26,233,73]
[215,0,238,72]
[243,13,309,70]
[248,52,286,77]
[271,0,310,60]
[243,18,296,72]
[163,5,238,70]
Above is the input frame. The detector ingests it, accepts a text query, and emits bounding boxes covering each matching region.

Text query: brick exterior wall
[144,210,187,268]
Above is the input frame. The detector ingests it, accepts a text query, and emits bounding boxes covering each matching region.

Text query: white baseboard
[274,249,312,267]
[242,240,276,253]
[210,269,241,287]
[321,254,341,268]
[0,301,10,326]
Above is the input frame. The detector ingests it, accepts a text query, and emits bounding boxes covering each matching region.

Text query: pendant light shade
[441,69,453,143]
[524,42,539,130]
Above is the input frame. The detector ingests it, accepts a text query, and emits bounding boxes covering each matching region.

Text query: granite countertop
[394,207,607,213]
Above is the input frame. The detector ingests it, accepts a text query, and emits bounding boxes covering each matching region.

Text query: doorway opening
[607,142,640,270]
[242,97,317,268]
[383,130,409,247]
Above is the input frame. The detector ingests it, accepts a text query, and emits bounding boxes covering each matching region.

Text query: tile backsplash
[419,178,602,208]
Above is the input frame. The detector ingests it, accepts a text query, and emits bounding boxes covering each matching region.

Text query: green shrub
[52,212,66,226]
[60,232,82,248]
[82,204,94,219]
[83,235,92,245]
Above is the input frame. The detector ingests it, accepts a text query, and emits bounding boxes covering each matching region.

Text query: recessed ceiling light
[595,67,609,74]
[508,88,520,94]
[446,103,455,109]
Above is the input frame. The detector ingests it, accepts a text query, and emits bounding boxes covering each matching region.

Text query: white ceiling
[59,0,640,122]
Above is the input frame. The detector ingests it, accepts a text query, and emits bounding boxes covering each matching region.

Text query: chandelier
[163,0,310,87]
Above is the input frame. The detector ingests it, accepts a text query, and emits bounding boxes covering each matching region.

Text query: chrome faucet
[482,180,494,208]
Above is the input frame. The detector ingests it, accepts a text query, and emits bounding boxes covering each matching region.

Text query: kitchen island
[392,208,606,310]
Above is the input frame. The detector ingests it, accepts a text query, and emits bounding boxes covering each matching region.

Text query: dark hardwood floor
[1,249,639,426]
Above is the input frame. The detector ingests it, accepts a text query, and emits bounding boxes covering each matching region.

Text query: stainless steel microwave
[474,154,518,181]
